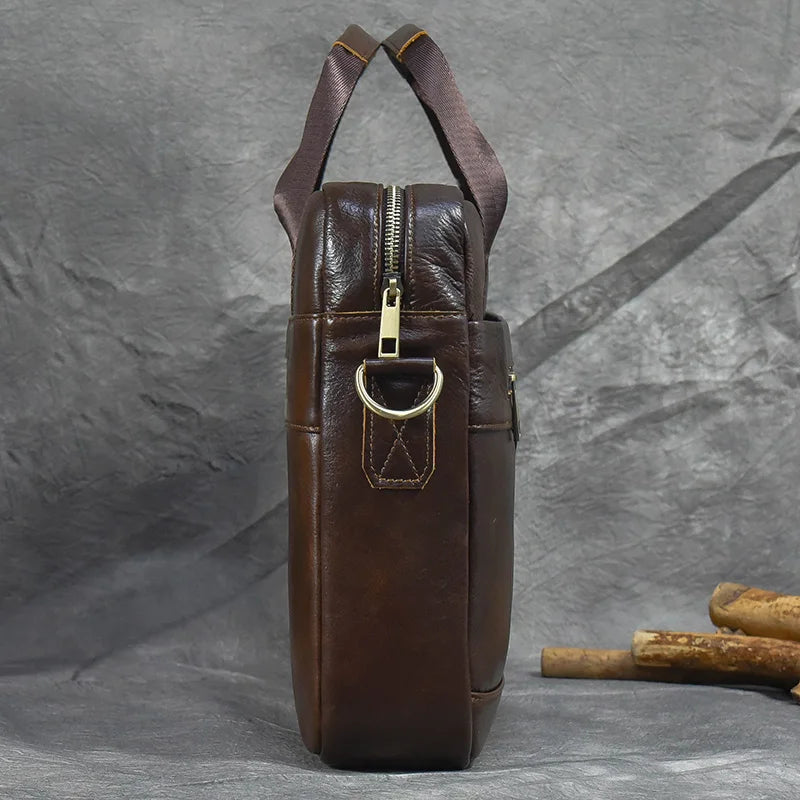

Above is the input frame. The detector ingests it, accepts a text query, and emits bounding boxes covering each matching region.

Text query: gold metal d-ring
[354,361,444,420]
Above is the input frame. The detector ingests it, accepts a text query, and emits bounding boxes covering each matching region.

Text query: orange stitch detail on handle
[333,40,369,64]
[395,30,428,60]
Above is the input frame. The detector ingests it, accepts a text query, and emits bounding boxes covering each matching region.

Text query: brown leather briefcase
[274,23,517,770]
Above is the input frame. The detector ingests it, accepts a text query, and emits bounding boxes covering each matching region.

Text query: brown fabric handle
[274,24,508,257]
[273,25,380,251]
[382,25,507,256]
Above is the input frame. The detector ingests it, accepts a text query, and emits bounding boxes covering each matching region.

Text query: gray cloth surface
[1,0,800,797]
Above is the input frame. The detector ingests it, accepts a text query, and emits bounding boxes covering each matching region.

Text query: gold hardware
[383,185,403,272]
[377,276,402,358]
[354,184,445,420]
[377,184,404,359]
[355,360,444,420]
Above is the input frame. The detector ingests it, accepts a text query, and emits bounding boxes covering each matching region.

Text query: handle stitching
[396,29,428,60]
[332,40,369,64]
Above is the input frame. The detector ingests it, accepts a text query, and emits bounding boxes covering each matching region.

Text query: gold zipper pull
[377,272,403,358]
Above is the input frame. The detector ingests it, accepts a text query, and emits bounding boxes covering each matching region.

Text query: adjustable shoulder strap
[382,25,508,256]
[273,25,380,251]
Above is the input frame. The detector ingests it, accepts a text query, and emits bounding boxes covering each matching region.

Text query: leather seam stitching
[461,183,476,763]
[285,422,321,432]
[376,390,429,483]
[377,382,423,479]
[316,188,328,752]
[362,406,375,487]
[377,419,415,479]
[368,381,421,483]
[368,423,430,483]
[364,380,434,488]
[375,382,427,480]
[368,399,378,483]
[321,188,329,317]
[390,419,423,479]
[289,247,297,316]
[407,184,416,308]
[372,183,381,307]
[421,405,436,490]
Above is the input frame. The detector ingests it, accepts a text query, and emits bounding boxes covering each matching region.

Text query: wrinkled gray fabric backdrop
[2,1,799,797]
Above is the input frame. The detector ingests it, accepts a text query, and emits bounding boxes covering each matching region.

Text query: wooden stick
[540,646,780,688]
[542,648,661,680]
[709,583,800,642]
[632,630,800,699]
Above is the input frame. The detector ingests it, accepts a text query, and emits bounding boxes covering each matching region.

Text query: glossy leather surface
[286,182,515,769]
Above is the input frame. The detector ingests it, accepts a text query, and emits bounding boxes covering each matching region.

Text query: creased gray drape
[1,1,799,797]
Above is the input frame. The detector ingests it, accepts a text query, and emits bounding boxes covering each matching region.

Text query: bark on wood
[709,582,800,642]
[542,648,658,680]
[540,646,780,688]
[632,630,800,699]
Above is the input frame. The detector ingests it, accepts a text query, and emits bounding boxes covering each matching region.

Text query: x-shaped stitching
[372,379,429,479]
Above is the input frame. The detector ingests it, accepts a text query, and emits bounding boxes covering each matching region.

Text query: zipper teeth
[383,184,403,273]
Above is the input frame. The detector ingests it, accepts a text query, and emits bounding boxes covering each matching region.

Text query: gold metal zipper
[354,183,445,419]
[383,184,404,274]
[377,185,404,359]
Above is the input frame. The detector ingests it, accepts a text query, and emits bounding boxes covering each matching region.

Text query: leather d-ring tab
[364,356,435,378]
[361,357,438,491]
